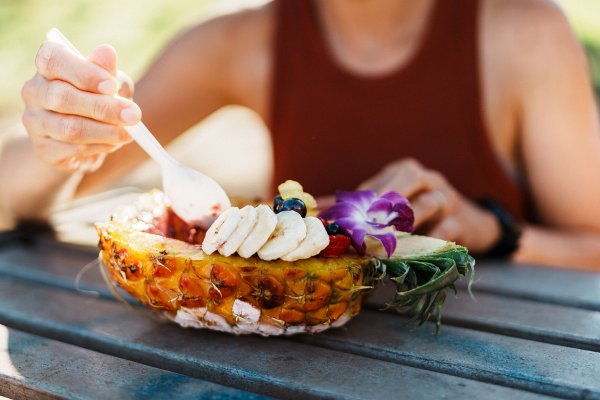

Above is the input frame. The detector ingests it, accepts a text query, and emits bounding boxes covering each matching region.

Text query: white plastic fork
[46,28,231,229]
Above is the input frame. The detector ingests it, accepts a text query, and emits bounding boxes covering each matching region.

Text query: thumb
[88,44,118,76]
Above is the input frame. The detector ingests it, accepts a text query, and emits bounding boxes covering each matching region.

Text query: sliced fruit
[365,233,454,259]
[237,205,278,258]
[218,205,258,257]
[257,211,307,261]
[281,216,329,261]
[202,207,241,255]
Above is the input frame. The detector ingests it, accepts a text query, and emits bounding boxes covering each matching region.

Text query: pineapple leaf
[367,236,475,334]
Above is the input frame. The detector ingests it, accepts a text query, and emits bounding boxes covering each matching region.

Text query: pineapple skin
[96,193,368,336]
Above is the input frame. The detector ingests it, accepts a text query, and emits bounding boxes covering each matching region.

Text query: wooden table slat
[300,310,600,399]
[441,292,600,352]
[365,283,600,352]
[0,326,268,400]
[455,262,600,311]
[2,243,599,355]
[0,276,557,400]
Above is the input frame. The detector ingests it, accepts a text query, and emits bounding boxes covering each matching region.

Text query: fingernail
[98,79,118,95]
[120,107,140,123]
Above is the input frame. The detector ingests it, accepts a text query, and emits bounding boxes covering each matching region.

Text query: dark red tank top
[269,0,527,219]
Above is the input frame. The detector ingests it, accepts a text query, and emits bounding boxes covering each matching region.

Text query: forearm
[0,127,79,223]
[513,224,600,271]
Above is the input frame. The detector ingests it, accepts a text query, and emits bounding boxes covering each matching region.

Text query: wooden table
[0,235,599,399]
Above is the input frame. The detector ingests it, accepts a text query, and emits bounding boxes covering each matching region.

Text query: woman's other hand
[21,41,140,172]
[359,158,501,254]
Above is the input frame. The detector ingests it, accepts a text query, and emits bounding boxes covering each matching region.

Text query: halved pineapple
[96,192,367,335]
[96,191,473,335]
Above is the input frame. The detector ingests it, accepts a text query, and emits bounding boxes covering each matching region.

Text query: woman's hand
[21,41,140,172]
[359,158,501,254]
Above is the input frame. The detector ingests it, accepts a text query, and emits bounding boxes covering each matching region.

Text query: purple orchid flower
[319,190,414,257]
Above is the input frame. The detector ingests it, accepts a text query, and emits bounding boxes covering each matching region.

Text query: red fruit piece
[317,217,328,227]
[165,207,206,245]
[320,235,351,258]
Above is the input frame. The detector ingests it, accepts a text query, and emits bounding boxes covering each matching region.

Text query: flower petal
[377,191,415,232]
[349,228,367,255]
[366,222,392,231]
[389,204,414,233]
[369,232,397,257]
[319,203,363,222]
[366,198,394,223]
[335,217,369,232]
[380,191,409,204]
[335,190,376,211]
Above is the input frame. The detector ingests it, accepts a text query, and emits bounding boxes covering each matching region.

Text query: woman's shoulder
[482,0,579,60]
[175,2,275,115]
[481,0,586,103]
[178,2,275,59]
[483,0,568,25]
[199,2,275,40]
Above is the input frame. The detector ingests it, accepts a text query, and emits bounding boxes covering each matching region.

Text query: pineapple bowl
[96,187,474,336]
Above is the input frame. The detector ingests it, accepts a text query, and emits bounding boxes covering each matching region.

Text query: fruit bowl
[96,191,474,336]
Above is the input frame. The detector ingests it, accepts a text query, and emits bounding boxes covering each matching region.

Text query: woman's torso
[232,0,526,218]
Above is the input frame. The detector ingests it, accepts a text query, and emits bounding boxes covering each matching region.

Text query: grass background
[0,0,598,119]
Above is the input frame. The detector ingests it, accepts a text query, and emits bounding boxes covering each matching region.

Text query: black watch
[478,198,523,258]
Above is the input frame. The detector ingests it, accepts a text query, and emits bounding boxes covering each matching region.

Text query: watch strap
[478,198,523,257]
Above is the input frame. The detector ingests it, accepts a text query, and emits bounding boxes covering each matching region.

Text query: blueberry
[280,198,307,217]
[273,195,284,213]
[326,222,342,236]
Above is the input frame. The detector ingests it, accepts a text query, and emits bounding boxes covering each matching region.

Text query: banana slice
[281,216,329,261]
[219,205,258,257]
[238,205,278,258]
[258,211,307,261]
[202,207,241,255]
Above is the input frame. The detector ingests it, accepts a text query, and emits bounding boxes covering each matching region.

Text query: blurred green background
[0,0,598,120]
[556,0,600,100]
[0,0,217,121]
